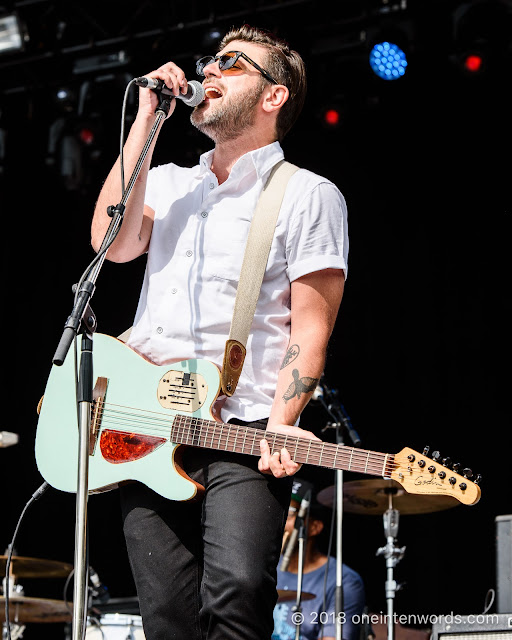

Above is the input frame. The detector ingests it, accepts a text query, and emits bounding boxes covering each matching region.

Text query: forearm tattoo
[283,369,319,403]
[280,344,300,370]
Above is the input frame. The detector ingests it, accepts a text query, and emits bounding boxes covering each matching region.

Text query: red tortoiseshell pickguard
[100,430,167,463]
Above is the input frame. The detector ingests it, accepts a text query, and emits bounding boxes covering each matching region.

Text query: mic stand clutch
[50,95,172,640]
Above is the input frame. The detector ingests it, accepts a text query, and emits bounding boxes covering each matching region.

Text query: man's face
[190,40,269,143]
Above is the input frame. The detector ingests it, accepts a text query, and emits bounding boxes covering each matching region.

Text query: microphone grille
[184,80,205,107]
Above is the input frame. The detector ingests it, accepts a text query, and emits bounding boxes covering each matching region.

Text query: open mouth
[204,86,223,100]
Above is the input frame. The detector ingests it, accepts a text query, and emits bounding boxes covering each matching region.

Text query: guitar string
[94,405,396,475]
[96,403,390,465]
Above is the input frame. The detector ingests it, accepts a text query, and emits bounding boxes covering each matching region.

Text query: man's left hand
[258,424,320,478]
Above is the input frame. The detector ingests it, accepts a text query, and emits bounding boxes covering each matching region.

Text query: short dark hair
[218,24,307,141]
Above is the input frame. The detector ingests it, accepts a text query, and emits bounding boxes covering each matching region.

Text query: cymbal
[0,556,73,578]
[277,590,315,603]
[317,479,460,515]
[0,596,72,623]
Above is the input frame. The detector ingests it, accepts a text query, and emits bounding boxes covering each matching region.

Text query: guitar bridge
[157,369,207,412]
[90,376,108,455]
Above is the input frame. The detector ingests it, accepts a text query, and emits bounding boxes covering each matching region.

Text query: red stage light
[324,109,340,126]
[464,54,483,73]
[79,128,94,145]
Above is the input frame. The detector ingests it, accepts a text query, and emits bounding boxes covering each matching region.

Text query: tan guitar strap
[118,159,299,398]
[220,159,299,396]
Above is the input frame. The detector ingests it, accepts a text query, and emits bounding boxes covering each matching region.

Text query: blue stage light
[369,41,408,81]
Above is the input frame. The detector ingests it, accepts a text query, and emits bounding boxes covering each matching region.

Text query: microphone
[281,490,311,572]
[88,566,110,603]
[134,77,205,107]
[0,431,19,448]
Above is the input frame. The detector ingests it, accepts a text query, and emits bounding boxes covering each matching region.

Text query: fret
[241,427,248,455]
[272,432,280,455]
[306,439,312,465]
[251,429,257,455]
[364,452,370,474]
[217,424,223,450]
[209,422,216,449]
[348,447,354,471]
[293,438,299,460]
[318,443,324,467]
[225,425,232,451]
[333,443,337,469]
[185,418,191,445]
[232,426,238,453]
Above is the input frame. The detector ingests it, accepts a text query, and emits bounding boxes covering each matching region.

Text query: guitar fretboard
[171,415,396,478]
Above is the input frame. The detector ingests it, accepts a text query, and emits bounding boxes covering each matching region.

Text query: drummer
[272,479,366,640]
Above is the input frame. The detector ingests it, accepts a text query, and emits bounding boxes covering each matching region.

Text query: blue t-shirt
[272,560,365,640]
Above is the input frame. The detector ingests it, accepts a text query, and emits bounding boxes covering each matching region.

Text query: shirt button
[156,327,163,334]
[171,288,177,294]
[201,211,208,218]
[186,250,193,257]
[209,183,214,189]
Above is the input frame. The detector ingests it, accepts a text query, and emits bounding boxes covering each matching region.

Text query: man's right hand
[136,61,191,120]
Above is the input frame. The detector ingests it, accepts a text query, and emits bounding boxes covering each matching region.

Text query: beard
[190,79,266,143]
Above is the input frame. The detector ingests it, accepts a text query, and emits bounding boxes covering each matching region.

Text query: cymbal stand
[2,575,26,640]
[376,491,405,640]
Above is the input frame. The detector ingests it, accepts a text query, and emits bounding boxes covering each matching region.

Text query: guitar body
[35,333,221,501]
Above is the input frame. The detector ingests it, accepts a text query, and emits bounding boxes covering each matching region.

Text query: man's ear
[262,84,289,113]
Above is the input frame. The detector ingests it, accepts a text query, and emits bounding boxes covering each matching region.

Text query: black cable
[4,482,50,640]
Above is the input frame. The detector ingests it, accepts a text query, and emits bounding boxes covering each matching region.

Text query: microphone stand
[292,501,310,640]
[318,382,361,640]
[50,94,172,640]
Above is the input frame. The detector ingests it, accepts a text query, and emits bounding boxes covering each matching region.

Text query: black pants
[120,419,292,640]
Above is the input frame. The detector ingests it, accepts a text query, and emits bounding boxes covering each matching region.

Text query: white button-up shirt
[127,142,348,422]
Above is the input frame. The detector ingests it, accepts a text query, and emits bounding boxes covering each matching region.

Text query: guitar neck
[171,415,395,478]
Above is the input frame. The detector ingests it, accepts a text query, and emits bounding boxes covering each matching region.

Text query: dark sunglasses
[196,50,278,85]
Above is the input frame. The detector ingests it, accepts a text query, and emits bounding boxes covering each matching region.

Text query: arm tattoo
[282,369,319,403]
[280,344,300,370]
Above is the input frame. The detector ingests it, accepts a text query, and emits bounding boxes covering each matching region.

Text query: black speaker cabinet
[496,514,512,614]
[431,614,512,640]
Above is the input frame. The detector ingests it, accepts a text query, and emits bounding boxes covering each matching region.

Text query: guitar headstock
[390,446,481,506]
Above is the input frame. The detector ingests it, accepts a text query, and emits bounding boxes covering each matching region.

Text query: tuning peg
[442,457,452,467]
[432,450,441,461]
[452,462,461,473]
[474,474,482,485]
[422,445,430,456]
[463,468,473,479]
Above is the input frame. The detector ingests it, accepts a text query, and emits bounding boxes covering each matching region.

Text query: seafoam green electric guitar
[35,333,481,505]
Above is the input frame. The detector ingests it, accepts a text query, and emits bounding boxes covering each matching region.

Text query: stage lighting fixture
[0,13,24,54]
[463,53,484,73]
[369,41,408,80]
[324,109,341,126]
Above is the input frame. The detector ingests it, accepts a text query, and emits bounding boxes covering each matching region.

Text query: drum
[86,613,146,639]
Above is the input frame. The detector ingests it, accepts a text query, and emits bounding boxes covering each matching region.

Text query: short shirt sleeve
[285,179,348,282]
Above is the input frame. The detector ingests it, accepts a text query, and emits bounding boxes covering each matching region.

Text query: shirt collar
[198,141,284,183]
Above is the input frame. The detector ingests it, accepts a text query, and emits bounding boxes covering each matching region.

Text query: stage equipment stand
[317,381,362,640]
[376,488,406,640]
[51,95,172,640]
[292,494,311,640]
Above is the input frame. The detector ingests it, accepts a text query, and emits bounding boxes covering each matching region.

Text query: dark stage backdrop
[0,6,510,639]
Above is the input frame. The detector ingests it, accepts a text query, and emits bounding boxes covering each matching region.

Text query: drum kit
[0,554,145,639]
